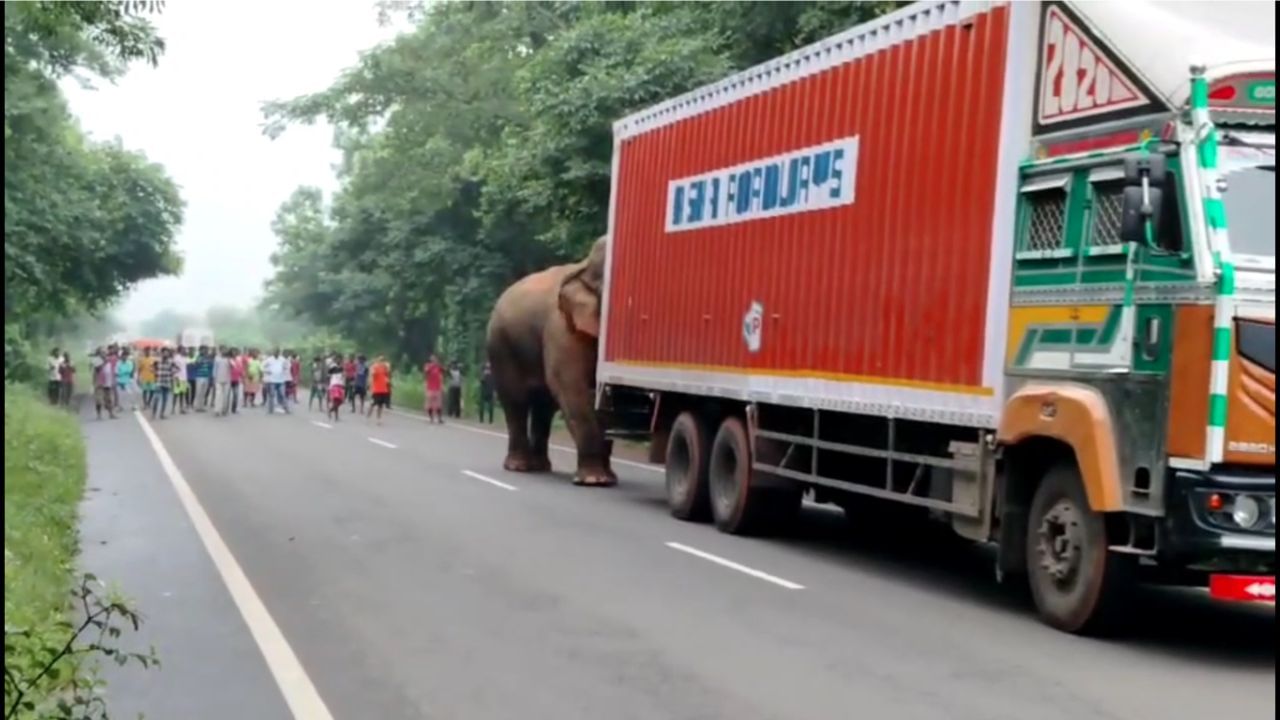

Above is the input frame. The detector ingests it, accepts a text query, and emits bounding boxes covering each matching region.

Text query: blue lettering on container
[663,137,860,233]
[735,172,752,216]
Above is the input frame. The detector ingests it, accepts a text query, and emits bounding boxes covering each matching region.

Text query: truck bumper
[1162,468,1275,594]
[1208,574,1276,603]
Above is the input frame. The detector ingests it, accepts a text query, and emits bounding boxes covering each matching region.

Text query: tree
[4,1,184,380]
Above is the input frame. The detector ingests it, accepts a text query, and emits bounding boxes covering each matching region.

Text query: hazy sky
[62,2,405,327]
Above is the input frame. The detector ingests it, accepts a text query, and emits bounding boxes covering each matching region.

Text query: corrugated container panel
[603,1,1019,426]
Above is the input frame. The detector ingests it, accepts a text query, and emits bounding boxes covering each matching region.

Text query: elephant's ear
[558,263,601,338]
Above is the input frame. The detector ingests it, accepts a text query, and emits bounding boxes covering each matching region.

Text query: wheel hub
[1036,499,1083,583]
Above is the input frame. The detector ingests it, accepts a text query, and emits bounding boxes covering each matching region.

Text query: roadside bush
[4,385,155,719]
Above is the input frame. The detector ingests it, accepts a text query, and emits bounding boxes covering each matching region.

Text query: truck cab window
[1088,180,1125,249]
[1020,177,1070,254]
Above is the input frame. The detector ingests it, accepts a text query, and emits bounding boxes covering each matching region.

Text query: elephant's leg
[500,391,535,472]
[527,389,556,473]
[549,370,615,487]
[561,403,615,486]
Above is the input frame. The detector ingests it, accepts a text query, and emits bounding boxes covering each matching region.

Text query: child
[327,355,346,422]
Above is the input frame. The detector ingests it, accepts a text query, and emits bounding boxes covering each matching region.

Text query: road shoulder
[78,411,293,720]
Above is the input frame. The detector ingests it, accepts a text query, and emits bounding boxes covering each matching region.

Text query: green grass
[4,384,86,629]
[4,384,87,713]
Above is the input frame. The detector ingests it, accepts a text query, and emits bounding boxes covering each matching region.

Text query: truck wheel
[1026,464,1132,635]
[666,411,711,521]
[708,417,799,535]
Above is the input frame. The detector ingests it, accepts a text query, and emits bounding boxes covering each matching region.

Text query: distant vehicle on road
[598,0,1275,634]
[178,328,215,349]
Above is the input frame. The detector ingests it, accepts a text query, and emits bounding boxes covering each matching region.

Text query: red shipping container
[600,1,1034,429]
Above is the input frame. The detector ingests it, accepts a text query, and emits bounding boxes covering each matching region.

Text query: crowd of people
[46,344,498,426]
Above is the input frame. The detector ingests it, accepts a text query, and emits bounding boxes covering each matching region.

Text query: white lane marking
[368,437,398,449]
[388,409,661,473]
[135,414,334,720]
[311,421,333,430]
[463,470,519,492]
[665,542,805,590]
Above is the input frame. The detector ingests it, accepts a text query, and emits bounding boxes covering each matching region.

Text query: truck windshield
[1220,143,1276,262]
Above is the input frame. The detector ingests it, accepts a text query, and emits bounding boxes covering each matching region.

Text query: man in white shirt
[263,349,291,414]
[47,348,63,405]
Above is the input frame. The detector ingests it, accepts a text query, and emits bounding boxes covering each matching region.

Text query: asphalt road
[79,403,1275,720]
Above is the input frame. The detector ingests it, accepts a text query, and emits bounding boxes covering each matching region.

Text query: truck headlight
[1232,495,1261,529]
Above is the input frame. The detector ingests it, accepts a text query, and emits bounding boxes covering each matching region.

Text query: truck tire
[666,411,711,521]
[708,417,800,535]
[1026,463,1132,635]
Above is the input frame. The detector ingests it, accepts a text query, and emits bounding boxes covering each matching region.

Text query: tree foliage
[4,1,183,379]
[265,1,902,366]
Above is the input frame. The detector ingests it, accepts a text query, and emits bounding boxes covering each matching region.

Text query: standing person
[59,352,75,408]
[244,349,262,407]
[308,355,326,411]
[152,347,174,419]
[350,354,369,414]
[423,354,444,424]
[213,347,233,417]
[181,348,195,409]
[265,349,291,414]
[46,347,63,405]
[184,346,198,410]
[342,354,357,406]
[91,349,116,420]
[195,347,215,411]
[104,345,121,410]
[137,347,157,410]
[287,351,301,405]
[367,355,392,425]
[477,361,495,424]
[172,347,190,414]
[327,354,346,422]
[116,348,137,412]
[446,361,463,419]
[229,348,244,414]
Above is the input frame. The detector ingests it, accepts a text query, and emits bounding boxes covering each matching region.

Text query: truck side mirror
[1120,152,1166,247]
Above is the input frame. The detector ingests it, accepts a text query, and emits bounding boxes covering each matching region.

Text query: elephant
[485,236,616,486]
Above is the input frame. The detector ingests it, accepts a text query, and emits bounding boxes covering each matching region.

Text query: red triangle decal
[1038,5,1149,126]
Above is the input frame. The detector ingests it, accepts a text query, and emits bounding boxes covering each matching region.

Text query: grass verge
[4,384,86,634]
[4,384,86,715]
[3,384,154,718]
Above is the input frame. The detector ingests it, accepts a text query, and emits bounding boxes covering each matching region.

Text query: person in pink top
[229,347,245,414]
[423,354,444,424]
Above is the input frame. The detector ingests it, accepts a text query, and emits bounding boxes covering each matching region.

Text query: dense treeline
[264,1,901,367]
[4,1,184,379]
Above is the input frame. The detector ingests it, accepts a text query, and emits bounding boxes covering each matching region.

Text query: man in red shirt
[288,352,302,403]
[367,355,392,425]
[423,354,444,423]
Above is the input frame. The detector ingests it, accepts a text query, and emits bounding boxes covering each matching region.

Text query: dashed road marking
[665,542,805,590]
[136,414,334,720]
[311,421,333,430]
[368,437,398,449]
[389,409,662,474]
[463,470,519,491]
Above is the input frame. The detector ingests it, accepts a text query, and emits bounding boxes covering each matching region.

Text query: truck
[597,0,1275,634]
[177,327,215,350]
